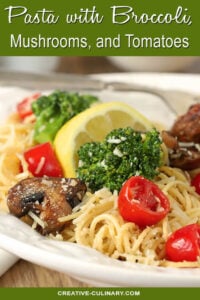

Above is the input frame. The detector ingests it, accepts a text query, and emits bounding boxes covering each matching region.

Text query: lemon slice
[54,101,153,177]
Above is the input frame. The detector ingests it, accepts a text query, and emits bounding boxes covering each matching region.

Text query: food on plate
[16,92,41,120]
[1,90,200,268]
[54,101,153,177]
[118,176,170,227]
[171,103,200,143]
[77,127,162,192]
[24,142,63,177]
[60,167,200,267]
[32,90,99,143]
[166,224,200,262]
[162,104,200,170]
[7,177,86,234]
[191,173,200,195]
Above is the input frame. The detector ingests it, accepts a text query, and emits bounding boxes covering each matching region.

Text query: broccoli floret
[77,127,162,192]
[32,90,99,143]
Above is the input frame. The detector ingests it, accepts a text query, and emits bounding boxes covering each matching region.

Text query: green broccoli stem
[32,90,99,143]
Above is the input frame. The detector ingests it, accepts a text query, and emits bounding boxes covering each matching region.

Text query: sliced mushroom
[7,177,87,234]
[162,130,200,170]
[161,104,200,170]
[169,146,200,170]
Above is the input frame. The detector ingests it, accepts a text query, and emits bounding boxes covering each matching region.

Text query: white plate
[1,212,200,287]
[0,73,200,286]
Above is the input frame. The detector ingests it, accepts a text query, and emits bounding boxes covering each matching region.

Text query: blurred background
[0,56,200,74]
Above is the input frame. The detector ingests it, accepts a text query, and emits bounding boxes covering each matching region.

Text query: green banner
[0,0,199,55]
[0,288,200,299]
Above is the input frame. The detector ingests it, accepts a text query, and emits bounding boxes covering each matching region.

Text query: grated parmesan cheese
[28,211,47,229]
[35,156,46,175]
[107,137,122,144]
[113,147,123,157]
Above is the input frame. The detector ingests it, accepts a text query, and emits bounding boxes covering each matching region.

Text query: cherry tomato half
[17,93,41,120]
[24,142,63,177]
[191,173,200,195]
[166,224,200,262]
[118,176,170,227]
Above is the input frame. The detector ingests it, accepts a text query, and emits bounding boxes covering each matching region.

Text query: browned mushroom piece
[7,177,87,235]
[161,104,200,170]
[171,103,200,143]
[161,131,178,150]
[167,144,200,170]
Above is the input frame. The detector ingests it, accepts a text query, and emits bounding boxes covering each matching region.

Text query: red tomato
[118,176,170,227]
[17,93,41,120]
[191,173,200,195]
[24,142,63,177]
[166,224,200,262]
